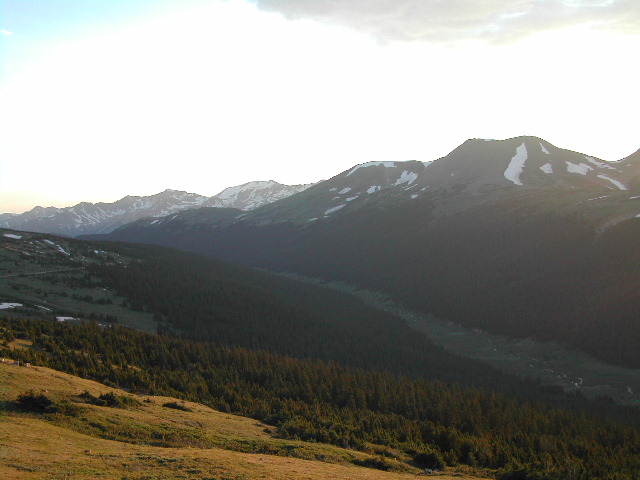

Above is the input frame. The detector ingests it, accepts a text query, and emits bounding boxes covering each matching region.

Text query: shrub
[162,401,192,412]
[17,390,56,413]
[353,457,393,471]
[413,450,446,470]
[16,391,81,416]
[80,390,140,408]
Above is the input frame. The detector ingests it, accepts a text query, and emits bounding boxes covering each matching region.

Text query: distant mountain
[0,181,313,237]
[96,136,640,368]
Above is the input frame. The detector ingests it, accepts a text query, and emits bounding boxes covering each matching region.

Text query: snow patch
[307,218,318,222]
[367,186,381,194]
[411,194,419,199]
[504,142,528,186]
[329,188,337,192]
[394,171,418,186]
[3,234,22,240]
[43,239,55,245]
[56,316,75,322]
[338,187,352,194]
[346,161,396,176]
[540,143,550,155]
[597,175,627,191]
[324,204,346,215]
[586,156,615,170]
[0,303,22,310]
[566,162,593,175]
[540,163,553,174]
[346,196,359,202]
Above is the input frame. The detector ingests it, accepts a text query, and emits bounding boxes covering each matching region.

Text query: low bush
[16,391,81,416]
[17,390,56,413]
[80,390,140,408]
[162,401,192,412]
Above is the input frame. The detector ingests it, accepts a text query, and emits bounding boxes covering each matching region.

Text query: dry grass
[0,361,489,480]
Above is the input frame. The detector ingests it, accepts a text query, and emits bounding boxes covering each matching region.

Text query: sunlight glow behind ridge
[0,0,638,213]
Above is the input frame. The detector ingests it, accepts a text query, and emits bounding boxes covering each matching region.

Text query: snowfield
[504,142,528,186]
[540,163,553,174]
[566,162,593,175]
[0,303,23,310]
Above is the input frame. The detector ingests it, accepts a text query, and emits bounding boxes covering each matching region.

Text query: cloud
[1,29,13,35]
[255,0,640,44]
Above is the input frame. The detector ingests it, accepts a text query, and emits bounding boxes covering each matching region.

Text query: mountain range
[3,134,640,478]
[90,136,640,368]
[0,180,313,237]
[3,135,639,367]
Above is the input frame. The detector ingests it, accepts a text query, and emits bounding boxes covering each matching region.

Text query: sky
[1,0,639,214]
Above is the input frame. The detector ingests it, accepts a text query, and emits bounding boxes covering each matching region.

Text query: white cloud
[1,29,13,35]
[255,0,640,44]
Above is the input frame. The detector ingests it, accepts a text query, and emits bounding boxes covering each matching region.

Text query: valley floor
[284,275,640,405]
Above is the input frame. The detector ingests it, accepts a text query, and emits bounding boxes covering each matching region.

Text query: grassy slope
[0,230,156,331]
[0,360,487,480]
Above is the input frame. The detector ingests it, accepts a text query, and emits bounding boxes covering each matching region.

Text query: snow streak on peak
[346,161,396,177]
[504,142,528,186]
[540,143,550,155]
[324,204,346,215]
[566,162,593,175]
[216,181,278,200]
[540,163,553,174]
[394,171,418,186]
[597,175,627,191]
[586,156,616,170]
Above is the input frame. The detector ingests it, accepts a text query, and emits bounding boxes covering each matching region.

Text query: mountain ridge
[93,135,640,368]
[1,181,313,237]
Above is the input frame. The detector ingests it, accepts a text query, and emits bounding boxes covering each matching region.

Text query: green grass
[0,361,486,480]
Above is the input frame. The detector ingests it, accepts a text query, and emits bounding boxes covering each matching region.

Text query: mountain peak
[1,182,313,237]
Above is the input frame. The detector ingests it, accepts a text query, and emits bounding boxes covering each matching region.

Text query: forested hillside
[2,318,639,479]
[100,187,640,368]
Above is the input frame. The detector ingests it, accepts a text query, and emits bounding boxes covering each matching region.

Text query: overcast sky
[1,0,639,213]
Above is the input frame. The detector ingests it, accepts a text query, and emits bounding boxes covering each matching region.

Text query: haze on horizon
[1,0,639,214]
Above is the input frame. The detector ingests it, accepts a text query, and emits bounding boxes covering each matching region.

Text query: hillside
[1,359,482,479]
[3,319,640,480]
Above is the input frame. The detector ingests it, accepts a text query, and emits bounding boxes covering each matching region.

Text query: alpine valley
[2,135,640,480]
[93,136,640,368]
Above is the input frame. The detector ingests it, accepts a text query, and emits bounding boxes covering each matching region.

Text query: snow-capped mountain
[96,136,640,369]
[103,136,640,233]
[414,137,634,194]
[206,180,313,210]
[224,136,639,226]
[0,181,313,237]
